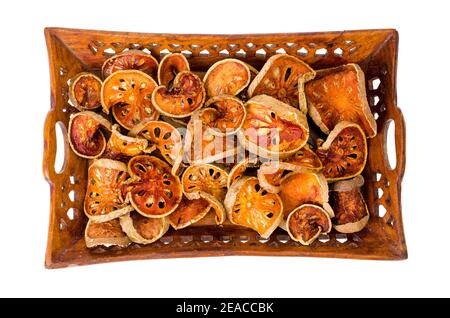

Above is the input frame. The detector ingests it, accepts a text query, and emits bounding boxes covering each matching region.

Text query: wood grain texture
[43,28,406,268]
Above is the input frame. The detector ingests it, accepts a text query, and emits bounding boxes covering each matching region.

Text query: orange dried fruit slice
[279,145,323,171]
[224,177,283,238]
[286,204,332,245]
[239,95,309,159]
[227,158,255,188]
[305,63,377,137]
[124,155,182,217]
[84,159,133,222]
[168,196,211,230]
[68,111,111,159]
[248,54,315,112]
[157,53,190,86]
[203,58,251,97]
[85,219,131,248]
[152,71,205,118]
[330,175,369,233]
[69,72,102,111]
[317,121,367,182]
[102,49,159,79]
[101,70,159,130]
[182,163,228,200]
[119,212,169,244]
[257,165,285,194]
[103,124,154,160]
[197,95,246,135]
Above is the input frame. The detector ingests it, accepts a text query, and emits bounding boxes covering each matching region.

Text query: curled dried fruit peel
[101,70,159,129]
[224,177,283,238]
[305,63,377,137]
[203,59,251,97]
[120,212,169,244]
[69,72,102,111]
[68,111,112,159]
[248,54,316,112]
[227,158,255,188]
[286,204,332,245]
[102,49,159,79]
[158,53,190,86]
[168,196,211,230]
[85,219,131,248]
[152,71,205,118]
[84,159,134,222]
[239,95,309,159]
[317,121,368,182]
[104,124,154,159]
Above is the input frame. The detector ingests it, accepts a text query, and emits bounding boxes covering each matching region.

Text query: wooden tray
[43,28,407,268]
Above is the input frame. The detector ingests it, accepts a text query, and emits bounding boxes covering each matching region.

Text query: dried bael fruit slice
[317,121,367,182]
[152,71,205,118]
[129,120,183,174]
[257,165,284,194]
[101,70,159,130]
[158,53,190,86]
[237,63,259,101]
[104,124,154,160]
[239,95,309,159]
[168,196,211,229]
[120,212,169,244]
[69,72,102,111]
[203,59,251,97]
[305,63,377,137]
[278,171,332,219]
[330,175,369,233]
[124,155,182,217]
[224,177,283,238]
[286,204,332,246]
[84,159,133,222]
[85,219,131,248]
[227,158,254,188]
[68,111,112,159]
[279,145,323,171]
[248,54,315,112]
[198,95,246,135]
[102,49,159,79]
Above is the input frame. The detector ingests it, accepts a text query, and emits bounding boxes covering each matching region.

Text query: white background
[0,0,449,298]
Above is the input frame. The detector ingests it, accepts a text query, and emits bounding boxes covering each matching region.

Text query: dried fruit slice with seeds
[124,155,182,218]
[317,121,367,182]
[68,111,112,159]
[84,159,133,222]
[248,54,315,112]
[69,72,102,111]
[305,63,377,137]
[182,163,228,200]
[203,59,251,97]
[85,219,131,248]
[224,177,283,238]
[152,71,205,118]
[158,53,190,86]
[168,196,211,229]
[239,95,309,159]
[286,204,331,245]
[101,70,159,130]
[120,212,169,244]
[102,49,159,79]
[103,124,154,160]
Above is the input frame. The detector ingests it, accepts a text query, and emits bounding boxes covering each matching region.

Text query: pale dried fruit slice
[101,70,159,130]
[102,49,159,79]
[278,145,323,171]
[124,155,182,217]
[85,219,131,248]
[239,95,309,159]
[286,204,332,245]
[203,59,251,97]
[84,159,133,222]
[257,165,284,194]
[278,171,332,219]
[317,121,367,182]
[227,158,254,188]
[238,63,259,101]
[68,111,112,159]
[120,212,169,244]
[305,63,377,137]
[158,53,190,86]
[168,196,211,229]
[248,54,315,112]
[104,124,154,160]
[69,72,102,111]
[198,95,246,135]
[182,163,228,201]
[152,71,205,118]
[129,120,183,174]
[224,177,283,238]
[330,175,369,233]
